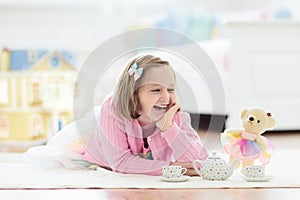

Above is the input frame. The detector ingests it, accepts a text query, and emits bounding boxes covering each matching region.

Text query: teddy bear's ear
[267,116,276,129]
[240,109,249,119]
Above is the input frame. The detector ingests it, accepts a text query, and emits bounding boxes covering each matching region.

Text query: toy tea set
[161,107,275,182]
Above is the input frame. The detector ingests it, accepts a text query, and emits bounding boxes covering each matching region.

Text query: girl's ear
[240,109,249,119]
[267,116,276,129]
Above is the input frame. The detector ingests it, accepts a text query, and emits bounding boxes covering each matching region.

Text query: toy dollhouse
[0,48,77,146]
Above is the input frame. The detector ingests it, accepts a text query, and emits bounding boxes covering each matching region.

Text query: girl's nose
[160,89,170,102]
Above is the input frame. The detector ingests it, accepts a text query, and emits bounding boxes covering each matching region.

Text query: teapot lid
[208,151,220,159]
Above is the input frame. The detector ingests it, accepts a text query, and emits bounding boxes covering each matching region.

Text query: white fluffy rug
[0,149,299,189]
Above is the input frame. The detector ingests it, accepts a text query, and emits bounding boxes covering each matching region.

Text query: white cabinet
[226,21,300,130]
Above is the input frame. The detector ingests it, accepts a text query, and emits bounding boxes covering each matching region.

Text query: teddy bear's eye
[257,120,260,123]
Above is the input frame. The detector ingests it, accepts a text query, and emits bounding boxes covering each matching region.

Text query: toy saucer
[161,176,189,182]
[244,175,272,182]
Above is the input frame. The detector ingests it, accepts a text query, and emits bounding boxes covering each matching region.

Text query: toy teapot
[193,151,238,180]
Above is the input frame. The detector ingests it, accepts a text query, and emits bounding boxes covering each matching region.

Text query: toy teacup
[162,166,187,179]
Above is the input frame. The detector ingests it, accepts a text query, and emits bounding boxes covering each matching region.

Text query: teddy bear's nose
[249,117,254,121]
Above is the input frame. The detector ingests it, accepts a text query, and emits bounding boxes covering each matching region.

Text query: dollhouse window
[29,114,43,138]
[27,51,39,64]
[0,115,9,138]
[0,79,9,105]
[57,116,66,131]
[49,56,60,68]
[29,80,42,106]
[48,77,64,101]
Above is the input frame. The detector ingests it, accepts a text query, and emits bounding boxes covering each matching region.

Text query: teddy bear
[221,107,275,172]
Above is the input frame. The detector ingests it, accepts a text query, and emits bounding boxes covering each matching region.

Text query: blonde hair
[113,54,175,119]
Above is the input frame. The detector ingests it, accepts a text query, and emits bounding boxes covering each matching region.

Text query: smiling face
[136,66,176,126]
[137,83,176,125]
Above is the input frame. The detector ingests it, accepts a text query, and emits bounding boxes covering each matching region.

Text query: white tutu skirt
[25,106,101,169]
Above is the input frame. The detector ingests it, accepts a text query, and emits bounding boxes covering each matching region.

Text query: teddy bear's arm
[221,129,242,143]
[224,128,243,136]
[256,135,267,149]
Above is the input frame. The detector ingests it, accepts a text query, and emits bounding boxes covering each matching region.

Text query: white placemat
[0,149,299,189]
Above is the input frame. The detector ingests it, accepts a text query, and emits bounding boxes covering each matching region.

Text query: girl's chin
[149,108,165,120]
[138,108,166,123]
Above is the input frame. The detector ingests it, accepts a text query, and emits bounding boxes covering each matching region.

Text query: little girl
[27,54,207,176]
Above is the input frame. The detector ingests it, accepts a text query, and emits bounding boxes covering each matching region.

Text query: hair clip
[128,62,143,81]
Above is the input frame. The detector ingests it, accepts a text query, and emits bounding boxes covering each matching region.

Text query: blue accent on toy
[58,119,62,131]
[50,56,60,68]
[10,51,30,70]
[9,50,48,71]
[60,51,76,67]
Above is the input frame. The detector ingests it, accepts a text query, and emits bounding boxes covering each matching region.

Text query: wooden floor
[1,131,299,200]
[1,188,300,200]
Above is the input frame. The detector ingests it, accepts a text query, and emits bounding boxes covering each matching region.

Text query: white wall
[2,0,299,122]
[1,0,299,60]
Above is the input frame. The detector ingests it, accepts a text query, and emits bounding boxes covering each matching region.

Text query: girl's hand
[155,102,180,132]
[170,161,199,176]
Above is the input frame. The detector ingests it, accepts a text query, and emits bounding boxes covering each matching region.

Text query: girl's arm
[85,100,169,176]
[158,112,208,162]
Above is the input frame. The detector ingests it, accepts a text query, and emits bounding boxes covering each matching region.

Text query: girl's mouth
[153,105,168,110]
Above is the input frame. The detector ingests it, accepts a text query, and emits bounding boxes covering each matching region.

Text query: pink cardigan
[83,96,207,175]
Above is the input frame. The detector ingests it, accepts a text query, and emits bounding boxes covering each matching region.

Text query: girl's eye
[151,89,160,92]
[168,89,175,92]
